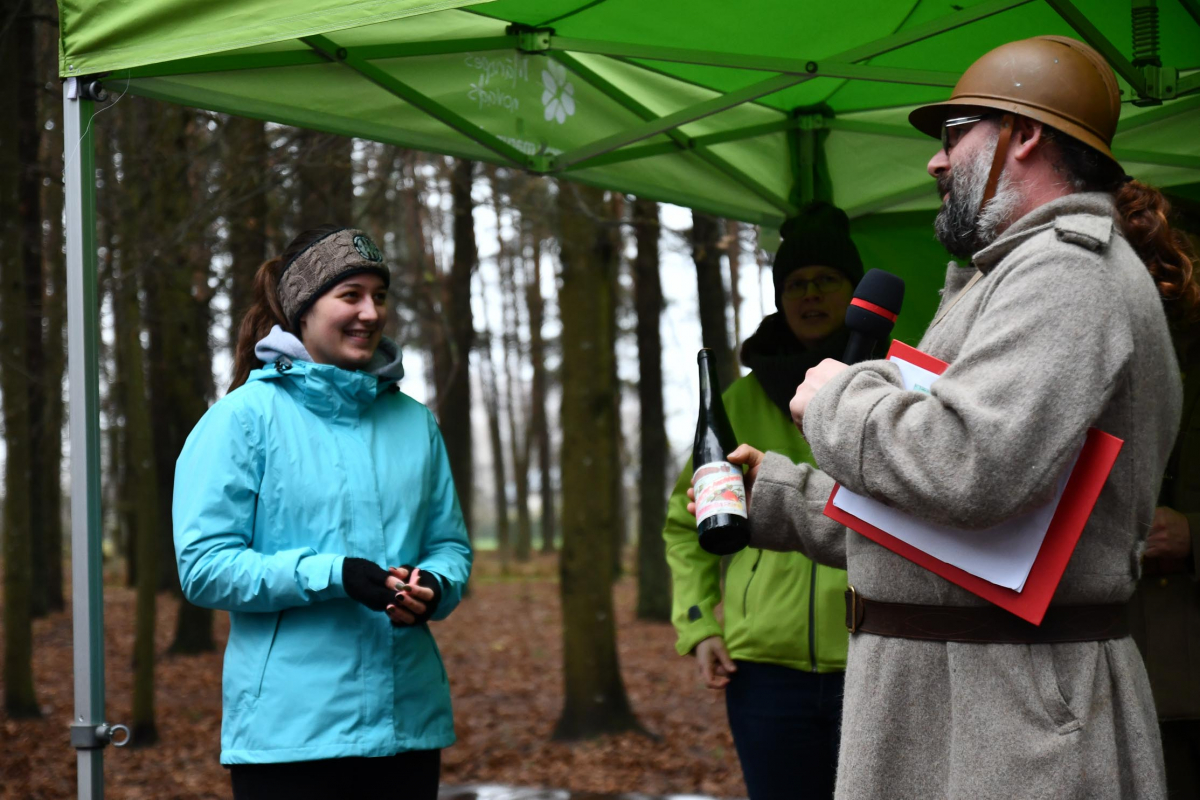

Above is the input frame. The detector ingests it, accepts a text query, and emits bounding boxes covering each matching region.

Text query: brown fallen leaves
[0,553,746,799]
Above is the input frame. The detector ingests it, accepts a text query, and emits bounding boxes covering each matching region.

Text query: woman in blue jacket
[173,225,472,799]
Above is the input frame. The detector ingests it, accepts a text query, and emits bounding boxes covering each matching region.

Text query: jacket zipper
[808,561,818,672]
[741,550,762,614]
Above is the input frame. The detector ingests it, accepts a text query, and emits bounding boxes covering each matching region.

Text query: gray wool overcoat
[750,193,1181,799]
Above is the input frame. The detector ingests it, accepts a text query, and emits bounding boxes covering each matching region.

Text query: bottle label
[693,461,748,523]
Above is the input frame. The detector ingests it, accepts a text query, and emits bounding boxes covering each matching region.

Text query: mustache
[936,172,954,200]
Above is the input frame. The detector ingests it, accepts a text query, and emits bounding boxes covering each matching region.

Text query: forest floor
[0,552,747,799]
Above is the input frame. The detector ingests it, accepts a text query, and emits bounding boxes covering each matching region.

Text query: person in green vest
[663,202,858,799]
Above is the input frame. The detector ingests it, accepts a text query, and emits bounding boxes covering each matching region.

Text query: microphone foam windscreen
[845,269,905,339]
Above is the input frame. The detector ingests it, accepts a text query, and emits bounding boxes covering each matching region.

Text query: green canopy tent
[57,1,1200,796]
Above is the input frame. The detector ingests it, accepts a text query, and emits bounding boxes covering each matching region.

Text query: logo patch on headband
[353,234,383,262]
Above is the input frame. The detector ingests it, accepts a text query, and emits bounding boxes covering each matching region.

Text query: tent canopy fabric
[59,0,1200,228]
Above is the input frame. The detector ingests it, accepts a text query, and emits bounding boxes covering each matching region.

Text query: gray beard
[934,131,1022,260]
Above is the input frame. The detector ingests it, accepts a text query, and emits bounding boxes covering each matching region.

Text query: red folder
[823,340,1124,625]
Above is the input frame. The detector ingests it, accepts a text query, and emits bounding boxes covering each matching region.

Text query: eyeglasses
[782,274,848,299]
[941,114,989,155]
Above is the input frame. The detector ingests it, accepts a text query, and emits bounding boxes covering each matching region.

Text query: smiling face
[780,265,853,348]
[298,273,388,370]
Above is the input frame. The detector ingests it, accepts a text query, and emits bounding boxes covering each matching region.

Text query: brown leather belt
[845,586,1130,644]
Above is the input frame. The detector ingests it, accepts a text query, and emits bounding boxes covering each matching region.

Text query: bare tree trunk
[479,328,510,571]
[360,144,413,343]
[726,220,742,348]
[40,173,66,609]
[553,184,641,740]
[691,211,737,390]
[610,197,627,582]
[433,159,476,537]
[502,308,533,563]
[99,117,133,591]
[38,22,65,611]
[114,230,161,745]
[398,151,440,358]
[525,221,556,553]
[490,177,533,562]
[94,123,133,589]
[1,4,40,713]
[125,101,214,652]
[633,199,671,621]
[18,4,49,620]
[170,115,219,654]
[132,101,185,594]
[295,130,353,231]
[223,116,268,358]
[756,226,770,321]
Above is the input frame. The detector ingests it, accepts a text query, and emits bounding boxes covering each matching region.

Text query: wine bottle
[692,348,751,555]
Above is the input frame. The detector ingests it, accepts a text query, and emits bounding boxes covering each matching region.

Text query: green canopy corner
[58,0,1200,230]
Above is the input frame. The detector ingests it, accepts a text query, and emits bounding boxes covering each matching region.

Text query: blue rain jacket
[173,331,472,765]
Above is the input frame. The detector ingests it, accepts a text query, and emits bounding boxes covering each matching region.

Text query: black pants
[725,661,843,800]
[229,750,440,800]
[1163,719,1200,800]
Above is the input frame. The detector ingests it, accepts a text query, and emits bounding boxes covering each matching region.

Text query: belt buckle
[847,584,862,633]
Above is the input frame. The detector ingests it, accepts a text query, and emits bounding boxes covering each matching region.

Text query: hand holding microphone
[790,269,905,429]
[790,359,850,428]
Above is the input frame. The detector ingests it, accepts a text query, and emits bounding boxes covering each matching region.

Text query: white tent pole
[64,76,124,800]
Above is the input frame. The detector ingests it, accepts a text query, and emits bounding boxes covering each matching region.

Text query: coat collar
[972,192,1117,274]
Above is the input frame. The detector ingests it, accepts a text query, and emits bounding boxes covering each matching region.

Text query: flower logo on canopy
[541,60,576,125]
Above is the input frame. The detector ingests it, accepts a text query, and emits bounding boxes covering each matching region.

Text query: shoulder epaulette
[1053,214,1113,253]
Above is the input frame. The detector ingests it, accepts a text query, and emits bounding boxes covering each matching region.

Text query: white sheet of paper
[831,354,1080,591]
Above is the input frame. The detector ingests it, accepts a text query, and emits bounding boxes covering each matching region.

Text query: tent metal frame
[61,1,1200,798]
[551,51,797,213]
[104,0,1200,199]
[64,82,108,799]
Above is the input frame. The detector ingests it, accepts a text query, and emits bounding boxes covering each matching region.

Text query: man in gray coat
[705,36,1192,799]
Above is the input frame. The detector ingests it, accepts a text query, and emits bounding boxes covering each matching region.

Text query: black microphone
[843,269,905,364]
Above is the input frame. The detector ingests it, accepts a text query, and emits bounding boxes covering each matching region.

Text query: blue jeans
[725,661,844,800]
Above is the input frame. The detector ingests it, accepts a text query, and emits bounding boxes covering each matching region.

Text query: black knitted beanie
[772,201,863,305]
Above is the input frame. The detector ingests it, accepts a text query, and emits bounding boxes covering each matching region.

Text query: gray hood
[254,325,405,383]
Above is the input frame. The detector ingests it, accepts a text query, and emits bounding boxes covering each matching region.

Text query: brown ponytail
[1047,128,1200,326]
[229,224,347,391]
[1113,181,1200,326]
[229,256,290,392]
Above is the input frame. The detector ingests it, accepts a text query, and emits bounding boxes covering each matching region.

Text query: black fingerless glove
[394,565,443,625]
[342,557,394,611]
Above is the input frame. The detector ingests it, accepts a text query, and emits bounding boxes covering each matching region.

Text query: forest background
[0,1,798,797]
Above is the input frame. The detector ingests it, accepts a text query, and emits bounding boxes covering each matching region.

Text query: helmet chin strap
[980,113,1015,209]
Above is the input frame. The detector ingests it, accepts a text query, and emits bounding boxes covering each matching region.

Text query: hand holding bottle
[692,349,752,555]
[688,444,765,516]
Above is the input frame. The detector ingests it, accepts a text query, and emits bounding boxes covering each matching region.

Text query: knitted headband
[278,228,390,329]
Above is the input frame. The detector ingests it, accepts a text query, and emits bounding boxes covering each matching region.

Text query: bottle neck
[698,353,717,409]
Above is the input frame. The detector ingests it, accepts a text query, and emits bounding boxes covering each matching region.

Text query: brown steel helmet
[909,36,1122,165]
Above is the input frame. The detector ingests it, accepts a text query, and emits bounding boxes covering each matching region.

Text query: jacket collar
[972,192,1117,274]
[248,327,404,417]
[740,313,850,415]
